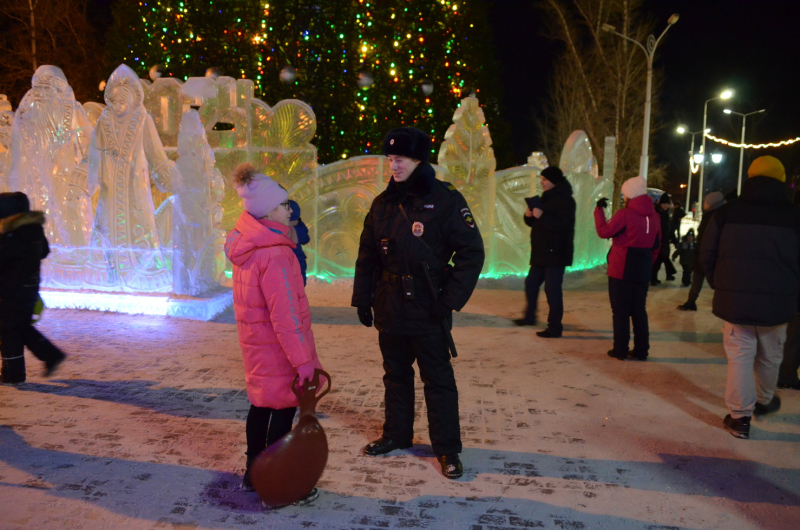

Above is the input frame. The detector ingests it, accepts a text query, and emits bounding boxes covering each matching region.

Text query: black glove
[430,300,452,323]
[596,197,609,209]
[357,306,373,327]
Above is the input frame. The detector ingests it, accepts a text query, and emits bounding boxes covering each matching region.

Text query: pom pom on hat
[540,166,566,185]
[382,127,432,163]
[748,155,785,182]
[621,176,647,200]
[234,173,288,219]
[703,191,725,211]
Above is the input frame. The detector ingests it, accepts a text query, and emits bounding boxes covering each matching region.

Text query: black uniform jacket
[352,162,485,335]
[701,176,800,327]
[0,211,49,320]
[524,180,575,267]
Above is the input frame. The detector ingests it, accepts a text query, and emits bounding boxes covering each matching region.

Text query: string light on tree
[105,0,507,164]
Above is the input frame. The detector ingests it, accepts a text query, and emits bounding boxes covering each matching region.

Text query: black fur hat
[540,166,565,185]
[0,192,30,220]
[382,127,432,163]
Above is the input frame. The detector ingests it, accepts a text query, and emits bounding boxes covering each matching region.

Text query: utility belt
[381,270,415,300]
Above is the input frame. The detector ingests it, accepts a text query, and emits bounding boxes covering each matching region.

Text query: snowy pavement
[1,270,799,529]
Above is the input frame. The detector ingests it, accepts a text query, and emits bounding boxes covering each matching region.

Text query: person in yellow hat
[700,155,797,439]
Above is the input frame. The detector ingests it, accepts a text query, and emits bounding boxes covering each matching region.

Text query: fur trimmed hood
[0,211,45,235]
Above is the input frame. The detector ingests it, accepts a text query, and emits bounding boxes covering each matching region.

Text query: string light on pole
[703,132,800,149]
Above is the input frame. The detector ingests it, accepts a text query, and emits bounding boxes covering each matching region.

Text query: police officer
[352,127,484,479]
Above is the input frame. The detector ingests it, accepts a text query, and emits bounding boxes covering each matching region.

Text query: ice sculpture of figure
[86,64,177,292]
[0,95,13,192]
[173,107,226,295]
[560,130,611,270]
[8,67,94,246]
[436,96,496,273]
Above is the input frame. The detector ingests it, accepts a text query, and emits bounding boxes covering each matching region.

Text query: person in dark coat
[672,229,695,286]
[352,127,485,479]
[701,156,800,439]
[0,192,66,385]
[513,166,576,338]
[672,203,686,241]
[777,189,800,390]
[677,191,725,311]
[651,192,678,285]
[594,176,661,360]
[288,200,310,285]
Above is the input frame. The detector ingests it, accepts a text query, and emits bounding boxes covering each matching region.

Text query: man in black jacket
[513,166,575,338]
[352,127,485,479]
[0,192,66,385]
[677,191,725,311]
[701,156,800,439]
[651,192,678,285]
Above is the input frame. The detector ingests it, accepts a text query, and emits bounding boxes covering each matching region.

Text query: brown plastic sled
[251,369,331,507]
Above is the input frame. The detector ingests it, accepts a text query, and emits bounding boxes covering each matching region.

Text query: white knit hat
[621,176,647,199]
[235,173,289,219]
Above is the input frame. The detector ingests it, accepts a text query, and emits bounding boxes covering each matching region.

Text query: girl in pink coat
[224,163,324,494]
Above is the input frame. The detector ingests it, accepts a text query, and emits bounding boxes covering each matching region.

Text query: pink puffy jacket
[224,212,323,409]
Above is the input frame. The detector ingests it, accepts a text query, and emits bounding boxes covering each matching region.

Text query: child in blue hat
[288,200,310,285]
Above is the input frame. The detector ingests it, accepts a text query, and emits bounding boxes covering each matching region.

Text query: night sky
[486,0,800,202]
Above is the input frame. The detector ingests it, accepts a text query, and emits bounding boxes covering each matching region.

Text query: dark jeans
[779,313,800,386]
[651,252,677,282]
[524,265,565,333]
[681,267,692,286]
[686,271,706,303]
[379,331,461,456]
[245,405,297,462]
[608,277,650,358]
[0,319,65,382]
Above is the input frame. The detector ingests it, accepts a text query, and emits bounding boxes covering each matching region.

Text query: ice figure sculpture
[436,96,497,273]
[0,95,12,192]
[173,107,226,295]
[8,66,94,247]
[560,131,612,270]
[86,64,178,292]
[82,102,106,127]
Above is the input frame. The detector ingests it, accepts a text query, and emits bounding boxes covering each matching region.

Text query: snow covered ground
[1,269,798,529]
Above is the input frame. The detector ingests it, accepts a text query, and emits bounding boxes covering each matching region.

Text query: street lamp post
[602,13,679,181]
[698,89,733,215]
[676,127,708,212]
[724,108,766,195]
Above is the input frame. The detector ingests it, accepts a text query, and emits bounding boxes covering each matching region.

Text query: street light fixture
[699,89,733,217]
[602,14,679,181]
[678,126,708,211]
[724,107,767,194]
[711,153,723,163]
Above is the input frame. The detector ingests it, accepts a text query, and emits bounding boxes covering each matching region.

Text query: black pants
[651,252,676,282]
[524,265,565,333]
[379,331,461,456]
[245,405,297,462]
[0,318,65,382]
[608,277,650,358]
[686,271,706,304]
[681,267,692,286]
[779,313,800,386]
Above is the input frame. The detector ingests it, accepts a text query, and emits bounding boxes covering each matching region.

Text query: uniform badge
[424,204,435,209]
[412,221,424,237]
[390,139,395,145]
[461,207,476,229]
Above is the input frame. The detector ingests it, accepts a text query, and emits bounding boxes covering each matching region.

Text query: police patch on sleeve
[461,207,476,228]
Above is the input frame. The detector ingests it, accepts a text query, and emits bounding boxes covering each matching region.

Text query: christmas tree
[105,0,508,165]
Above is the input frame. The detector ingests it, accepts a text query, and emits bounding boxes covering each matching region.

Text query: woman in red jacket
[225,163,324,495]
[594,176,661,361]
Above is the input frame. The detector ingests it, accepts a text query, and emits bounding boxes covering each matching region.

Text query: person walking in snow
[594,176,661,361]
[701,156,799,439]
[672,229,696,287]
[0,192,66,385]
[225,163,325,499]
[677,192,725,311]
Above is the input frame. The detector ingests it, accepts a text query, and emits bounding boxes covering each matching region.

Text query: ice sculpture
[0,95,13,192]
[8,66,94,247]
[560,131,612,270]
[436,96,497,273]
[172,106,226,295]
[85,64,178,292]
